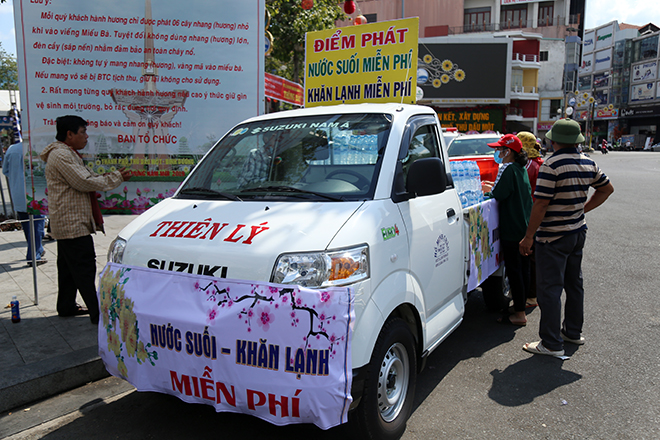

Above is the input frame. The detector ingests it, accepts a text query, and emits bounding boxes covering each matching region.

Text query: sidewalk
[0,212,139,413]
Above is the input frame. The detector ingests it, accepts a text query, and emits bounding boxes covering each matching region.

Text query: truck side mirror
[406,157,447,197]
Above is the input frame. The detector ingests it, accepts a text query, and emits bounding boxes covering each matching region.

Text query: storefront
[432,106,505,133]
[620,104,660,148]
[575,107,618,146]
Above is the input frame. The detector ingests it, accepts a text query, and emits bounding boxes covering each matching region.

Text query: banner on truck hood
[305,18,419,107]
[14,0,264,215]
[98,263,353,429]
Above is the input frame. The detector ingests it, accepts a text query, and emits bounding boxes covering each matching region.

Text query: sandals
[523,341,565,357]
[561,331,585,345]
[497,315,527,326]
[58,304,90,317]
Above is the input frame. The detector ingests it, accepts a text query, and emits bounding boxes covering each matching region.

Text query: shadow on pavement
[488,355,582,407]
[39,390,349,440]
[412,290,520,409]
[414,291,583,411]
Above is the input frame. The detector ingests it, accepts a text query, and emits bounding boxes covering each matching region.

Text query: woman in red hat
[482,134,533,326]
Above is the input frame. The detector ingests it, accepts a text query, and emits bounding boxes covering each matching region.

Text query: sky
[1,0,660,57]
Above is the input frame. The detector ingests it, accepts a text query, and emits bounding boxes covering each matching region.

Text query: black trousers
[56,235,99,321]
[501,239,530,312]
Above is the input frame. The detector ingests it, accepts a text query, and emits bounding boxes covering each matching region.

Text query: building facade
[352,0,584,40]
[577,21,660,147]
[621,29,660,147]
[342,0,585,135]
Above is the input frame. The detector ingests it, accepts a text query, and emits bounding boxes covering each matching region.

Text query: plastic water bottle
[458,161,467,193]
[366,135,378,163]
[468,161,482,204]
[464,161,474,206]
[333,132,344,164]
[348,135,358,163]
[464,162,473,207]
[358,135,368,163]
[11,295,20,323]
[454,161,469,207]
[336,134,349,164]
[450,162,460,201]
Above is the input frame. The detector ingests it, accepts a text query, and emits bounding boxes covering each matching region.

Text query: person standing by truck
[482,134,533,326]
[519,119,614,357]
[41,115,131,324]
[517,131,544,307]
[2,141,47,266]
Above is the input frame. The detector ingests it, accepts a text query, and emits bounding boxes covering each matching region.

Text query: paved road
[3,151,659,440]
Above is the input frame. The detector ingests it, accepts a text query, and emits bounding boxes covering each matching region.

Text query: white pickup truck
[107,103,506,439]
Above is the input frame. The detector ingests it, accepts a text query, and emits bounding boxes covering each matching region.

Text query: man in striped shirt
[519,119,614,357]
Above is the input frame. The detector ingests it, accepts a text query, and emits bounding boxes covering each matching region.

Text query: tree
[265,0,345,84]
[0,42,18,90]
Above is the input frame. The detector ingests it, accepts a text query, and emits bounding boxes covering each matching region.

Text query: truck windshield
[178,113,392,201]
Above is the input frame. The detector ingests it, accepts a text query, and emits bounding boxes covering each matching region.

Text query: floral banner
[30,182,180,215]
[467,198,500,291]
[98,263,354,429]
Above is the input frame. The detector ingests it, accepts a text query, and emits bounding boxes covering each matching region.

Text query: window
[578,75,592,91]
[566,41,580,64]
[402,125,439,180]
[180,113,393,202]
[538,2,554,26]
[393,118,442,200]
[593,73,610,88]
[594,90,609,106]
[363,13,377,24]
[448,137,500,157]
[633,35,659,63]
[540,51,549,62]
[540,98,562,121]
[464,7,491,32]
[511,69,523,91]
[502,5,527,29]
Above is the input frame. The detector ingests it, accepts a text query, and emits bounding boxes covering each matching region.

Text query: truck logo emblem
[381,224,400,241]
[148,259,228,277]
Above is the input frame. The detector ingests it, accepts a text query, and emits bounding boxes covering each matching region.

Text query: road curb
[0,346,110,413]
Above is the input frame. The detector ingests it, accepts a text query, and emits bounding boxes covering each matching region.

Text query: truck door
[394,116,464,341]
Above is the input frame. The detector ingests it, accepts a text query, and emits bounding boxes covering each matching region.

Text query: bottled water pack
[450,160,483,208]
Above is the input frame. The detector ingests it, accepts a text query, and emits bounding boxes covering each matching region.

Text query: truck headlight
[271,245,369,288]
[107,237,127,264]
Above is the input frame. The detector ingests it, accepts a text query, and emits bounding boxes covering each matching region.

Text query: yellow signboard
[305,18,419,107]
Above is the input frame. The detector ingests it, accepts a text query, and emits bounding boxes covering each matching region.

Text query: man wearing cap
[519,119,614,357]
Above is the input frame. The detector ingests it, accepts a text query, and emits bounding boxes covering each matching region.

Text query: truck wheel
[350,318,417,440]
[481,271,511,312]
